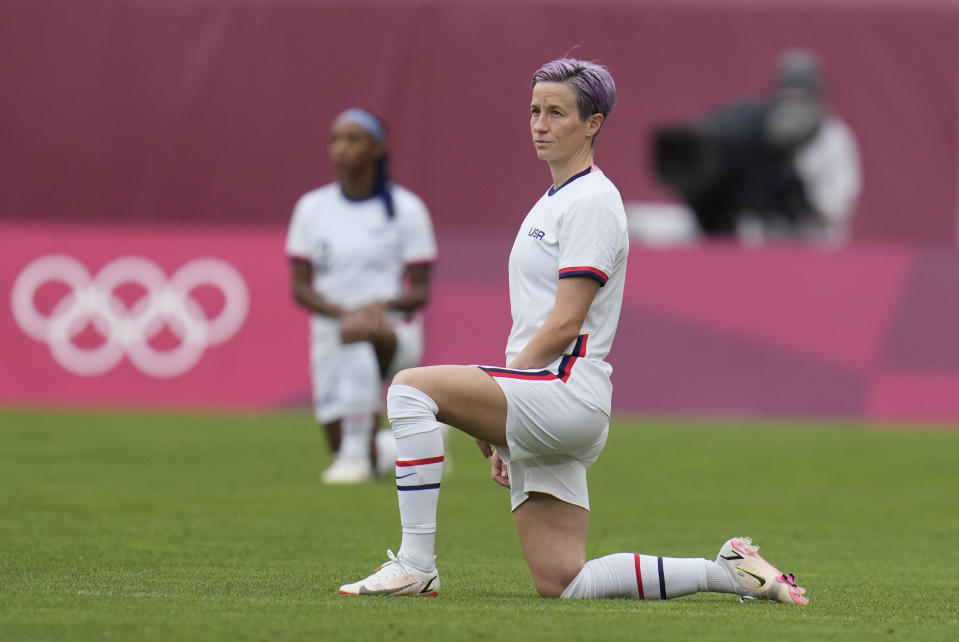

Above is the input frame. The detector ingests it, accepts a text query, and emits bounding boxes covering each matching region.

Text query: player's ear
[585,113,604,138]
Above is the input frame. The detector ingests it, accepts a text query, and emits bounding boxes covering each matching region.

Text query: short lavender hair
[531,58,617,122]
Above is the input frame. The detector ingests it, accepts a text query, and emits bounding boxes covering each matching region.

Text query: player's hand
[355,301,388,318]
[490,451,510,489]
[475,439,492,458]
[340,305,389,342]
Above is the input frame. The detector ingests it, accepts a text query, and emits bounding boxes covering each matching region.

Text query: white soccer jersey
[285,183,437,313]
[490,167,628,413]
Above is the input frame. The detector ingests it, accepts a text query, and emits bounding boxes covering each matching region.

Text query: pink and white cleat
[716,537,809,605]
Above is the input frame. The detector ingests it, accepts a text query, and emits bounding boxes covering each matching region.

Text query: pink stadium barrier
[3,223,959,424]
[1,222,307,409]
[3,1,959,424]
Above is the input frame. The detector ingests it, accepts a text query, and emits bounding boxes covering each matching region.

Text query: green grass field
[1,409,957,641]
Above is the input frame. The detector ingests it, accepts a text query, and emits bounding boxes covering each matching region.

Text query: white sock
[561,553,710,600]
[705,559,738,593]
[336,343,380,462]
[387,384,445,572]
[375,429,397,477]
[338,412,374,460]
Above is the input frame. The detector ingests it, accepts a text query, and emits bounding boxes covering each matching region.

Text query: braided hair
[334,108,395,219]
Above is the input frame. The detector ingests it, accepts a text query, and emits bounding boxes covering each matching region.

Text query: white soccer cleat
[717,537,809,605]
[338,550,440,597]
[321,455,373,484]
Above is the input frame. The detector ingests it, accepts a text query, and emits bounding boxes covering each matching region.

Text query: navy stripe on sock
[657,557,666,599]
[397,483,441,491]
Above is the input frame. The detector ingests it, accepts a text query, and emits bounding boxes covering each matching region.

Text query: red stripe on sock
[395,456,444,467]
[634,553,645,600]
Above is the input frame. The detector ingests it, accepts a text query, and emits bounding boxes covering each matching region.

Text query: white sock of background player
[336,343,380,463]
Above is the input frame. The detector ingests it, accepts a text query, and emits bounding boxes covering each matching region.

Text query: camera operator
[653,50,861,243]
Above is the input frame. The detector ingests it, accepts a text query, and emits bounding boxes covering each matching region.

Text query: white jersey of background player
[286,108,437,484]
[339,59,808,606]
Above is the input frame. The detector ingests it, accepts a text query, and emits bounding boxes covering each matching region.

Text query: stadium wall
[4,222,959,424]
[3,1,958,423]
[1,0,958,243]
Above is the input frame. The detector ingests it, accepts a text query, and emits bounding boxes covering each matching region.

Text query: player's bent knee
[535,584,563,598]
[529,561,583,598]
[533,575,574,598]
[390,368,420,387]
[390,367,442,397]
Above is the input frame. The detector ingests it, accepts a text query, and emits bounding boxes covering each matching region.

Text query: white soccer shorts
[311,315,424,423]
[480,365,609,511]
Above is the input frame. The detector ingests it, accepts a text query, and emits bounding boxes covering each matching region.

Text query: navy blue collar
[548,166,593,196]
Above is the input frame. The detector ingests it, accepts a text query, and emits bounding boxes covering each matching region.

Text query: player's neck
[339,168,377,200]
[548,149,594,190]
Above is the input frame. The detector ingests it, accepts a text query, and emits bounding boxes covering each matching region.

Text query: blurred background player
[652,48,861,244]
[338,58,807,604]
[285,108,438,484]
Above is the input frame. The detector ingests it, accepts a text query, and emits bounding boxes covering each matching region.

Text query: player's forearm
[507,316,581,370]
[386,265,431,313]
[385,284,429,313]
[292,285,344,318]
[289,260,344,317]
[508,277,597,369]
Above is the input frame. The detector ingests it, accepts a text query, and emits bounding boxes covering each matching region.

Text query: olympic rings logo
[11,255,249,378]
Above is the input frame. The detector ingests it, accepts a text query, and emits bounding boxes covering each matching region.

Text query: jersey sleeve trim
[287,254,311,265]
[558,266,609,286]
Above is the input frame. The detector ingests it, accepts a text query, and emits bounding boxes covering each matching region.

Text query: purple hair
[531,58,617,122]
